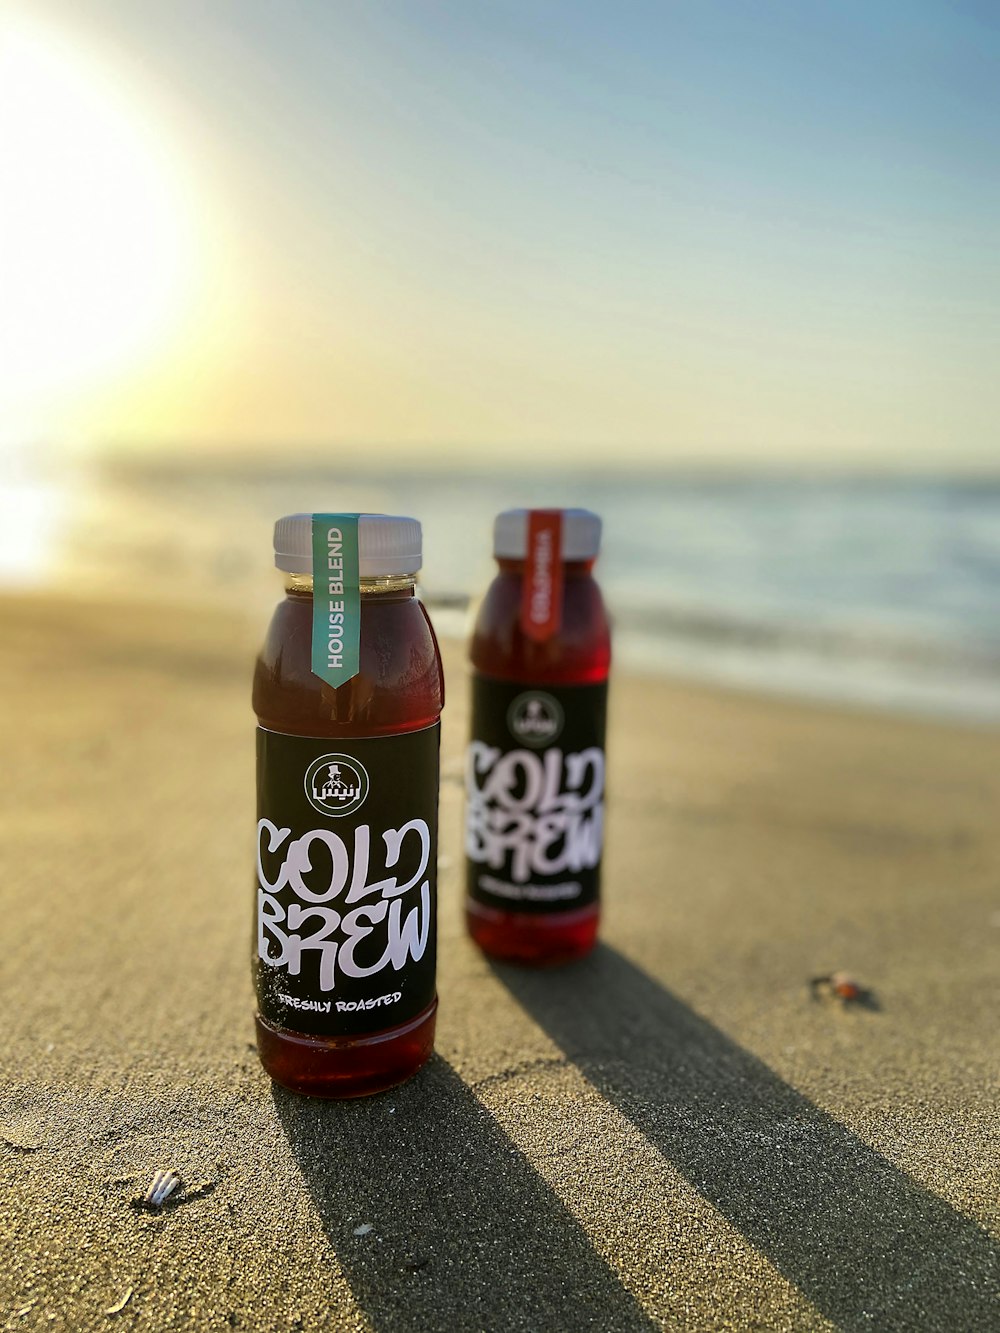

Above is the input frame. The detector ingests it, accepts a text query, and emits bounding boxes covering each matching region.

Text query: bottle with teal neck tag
[252,512,444,1097]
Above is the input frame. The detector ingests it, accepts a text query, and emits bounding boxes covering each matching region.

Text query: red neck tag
[520,509,564,642]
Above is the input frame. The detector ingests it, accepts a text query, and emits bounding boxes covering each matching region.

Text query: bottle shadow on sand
[273,1056,656,1333]
[492,945,1000,1333]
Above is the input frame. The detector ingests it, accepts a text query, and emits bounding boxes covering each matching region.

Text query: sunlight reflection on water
[0,462,68,586]
[5,451,999,723]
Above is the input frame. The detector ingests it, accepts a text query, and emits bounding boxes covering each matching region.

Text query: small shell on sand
[142,1169,181,1207]
[105,1288,133,1316]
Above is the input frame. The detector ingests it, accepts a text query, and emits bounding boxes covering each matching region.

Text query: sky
[1,0,998,469]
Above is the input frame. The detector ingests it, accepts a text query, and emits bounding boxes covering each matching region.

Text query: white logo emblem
[507,691,564,746]
[304,753,370,818]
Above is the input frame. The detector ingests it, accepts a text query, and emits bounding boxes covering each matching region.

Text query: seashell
[142,1169,181,1207]
[105,1288,133,1316]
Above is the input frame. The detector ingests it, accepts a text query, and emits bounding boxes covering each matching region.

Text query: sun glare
[0,18,198,432]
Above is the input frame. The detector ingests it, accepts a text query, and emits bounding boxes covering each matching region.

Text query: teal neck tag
[311,513,361,687]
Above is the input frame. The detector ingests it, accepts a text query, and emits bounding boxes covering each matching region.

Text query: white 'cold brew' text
[256,818,431,992]
[465,743,604,884]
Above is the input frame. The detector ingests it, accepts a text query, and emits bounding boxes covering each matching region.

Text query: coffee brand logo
[304,753,370,818]
[507,691,564,747]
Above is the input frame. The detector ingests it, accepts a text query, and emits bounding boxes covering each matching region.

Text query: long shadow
[494,946,1000,1333]
[274,1055,656,1333]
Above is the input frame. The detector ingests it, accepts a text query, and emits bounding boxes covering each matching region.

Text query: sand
[0,592,997,1332]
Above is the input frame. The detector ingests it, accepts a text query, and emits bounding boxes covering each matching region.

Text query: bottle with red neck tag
[464,508,610,964]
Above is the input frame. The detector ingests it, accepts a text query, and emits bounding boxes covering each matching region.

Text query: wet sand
[0,592,998,1332]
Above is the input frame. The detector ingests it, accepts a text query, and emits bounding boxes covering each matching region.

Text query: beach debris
[138,1169,181,1209]
[353,1222,374,1236]
[104,1288,133,1317]
[129,1172,216,1212]
[809,971,878,1009]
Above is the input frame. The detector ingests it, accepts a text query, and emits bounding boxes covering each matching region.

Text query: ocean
[3,453,999,723]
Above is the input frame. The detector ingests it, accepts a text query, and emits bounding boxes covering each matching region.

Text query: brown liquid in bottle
[253,552,444,1097]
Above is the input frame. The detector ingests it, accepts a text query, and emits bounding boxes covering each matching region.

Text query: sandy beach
[1,591,998,1332]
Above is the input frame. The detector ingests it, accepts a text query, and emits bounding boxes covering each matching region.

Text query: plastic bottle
[253,513,443,1097]
[465,508,610,964]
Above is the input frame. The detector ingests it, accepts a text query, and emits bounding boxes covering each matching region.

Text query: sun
[0,16,198,434]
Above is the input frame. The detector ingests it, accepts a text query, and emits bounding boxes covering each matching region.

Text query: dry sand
[0,592,997,1332]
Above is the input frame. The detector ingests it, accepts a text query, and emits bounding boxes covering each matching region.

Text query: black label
[255,725,439,1037]
[465,676,607,914]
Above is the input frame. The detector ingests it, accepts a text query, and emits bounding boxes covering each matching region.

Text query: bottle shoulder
[253,594,444,736]
[470,571,611,685]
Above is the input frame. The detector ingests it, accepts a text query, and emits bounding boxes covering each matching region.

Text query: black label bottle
[253,512,444,1096]
[465,508,610,964]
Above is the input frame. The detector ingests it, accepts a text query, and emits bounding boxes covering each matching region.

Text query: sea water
[4,451,999,723]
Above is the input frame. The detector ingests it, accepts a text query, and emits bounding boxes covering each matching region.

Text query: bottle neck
[496,557,596,576]
[283,571,417,597]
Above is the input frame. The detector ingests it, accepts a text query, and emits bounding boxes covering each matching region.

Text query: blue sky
[8,0,1000,466]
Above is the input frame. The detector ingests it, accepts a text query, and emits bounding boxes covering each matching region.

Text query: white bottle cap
[273,513,422,576]
[493,508,602,560]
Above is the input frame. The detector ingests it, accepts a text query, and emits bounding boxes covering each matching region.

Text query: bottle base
[466,902,599,966]
[255,999,437,1099]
